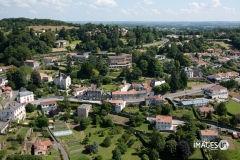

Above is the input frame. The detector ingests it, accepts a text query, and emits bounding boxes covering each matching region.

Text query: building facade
[199,130,219,141]
[0,101,26,122]
[184,67,194,78]
[54,71,71,89]
[145,95,165,106]
[40,100,57,114]
[204,85,228,99]
[108,54,132,68]
[17,88,34,104]
[156,115,173,131]
[77,104,92,118]
[107,100,126,113]
[25,60,40,68]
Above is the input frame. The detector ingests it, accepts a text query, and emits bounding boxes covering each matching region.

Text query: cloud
[152,9,160,15]
[94,0,117,7]
[29,9,37,14]
[120,8,130,15]
[120,8,138,15]
[144,0,153,5]
[0,0,11,7]
[223,7,235,12]
[18,3,30,8]
[89,4,97,9]
[86,11,90,14]
[165,9,174,14]
[211,0,221,7]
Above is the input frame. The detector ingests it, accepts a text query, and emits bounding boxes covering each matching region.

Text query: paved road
[31,98,101,105]
[47,127,69,160]
[163,84,216,99]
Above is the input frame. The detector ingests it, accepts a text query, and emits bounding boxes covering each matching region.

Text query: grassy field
[41,148,61,160]
[52,47,67,52]
[52,122,69,132]
[108,72,120,78]
[18,127,30,136]
[102,84,119,92]
[105,114,129,124]
[122,107,139,114]
[171,108,195,119]
[187,81,207,87]
[120,38,128,45]
[39,70,58,77]
[28,25,78,31]
[188,148,203,159]
[70,40,81,50]
[216,42,232,49]
[70,152,90,160]
[226,100,240,115]
[134,123,152,133]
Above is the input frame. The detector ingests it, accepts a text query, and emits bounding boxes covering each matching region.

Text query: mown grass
[18,127,30,136]
[226,100,240,115]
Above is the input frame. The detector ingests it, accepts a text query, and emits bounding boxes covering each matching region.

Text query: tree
[141,154,149,160]
[150,131,165,152]
[100,101,112,116]
[25,103,35,113]
[216,102,227,116]
[66,55,72,75]
[104,118,114,127]
[210,149,229,160]
[165,140,177,156]
[131,67,142,80]
[92,141,99,153]
[230,115,238,127]
[117,142,128,154]
[80,117,91,129]
[73,116,81,124]
[82,136,90,145]
[177,140,191,159]
[112,148,122,160]
[78,61,94,79]
[129,114,145,127]
[17,134,24,144]
[103,76,112,85]
[139,60,148,75]
[170,69,179,92]
[95,155,103,160]
[101,136,111,147]
[6,81,16,89]
[40,31,56,47]
[95,115,102,126]
[62,112,70,121]
[26,84,37,93]
[35,116,49,128]
[207,110,213,120]
[30,70,41,87]
[179,70,188,89]
[6,66,18,82]
[148,149,159,160]
[161,104,172,115]
[14,70,27,89]
[153,83,170,95]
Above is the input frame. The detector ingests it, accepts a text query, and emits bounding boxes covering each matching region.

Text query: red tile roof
[200,130,218,136]
[209,85,227,91]
[156,115,172,123]
[112,90,137,95]
[40,100,56,105]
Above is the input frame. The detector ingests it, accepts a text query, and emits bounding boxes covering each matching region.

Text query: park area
[226,100,240,115]
[187,81,207,88]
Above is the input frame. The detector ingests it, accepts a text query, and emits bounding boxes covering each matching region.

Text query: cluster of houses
[207,71,239,82]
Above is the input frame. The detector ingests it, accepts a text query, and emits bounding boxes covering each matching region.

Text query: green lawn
[70,152,90,160]
[216,42,232,49]
[102,84,119,92]
[70,40,82,50]
[120,38,128,45]
[134,123,152,133]
[108,72,120,78]
[18,127,30,136]
[122,107,139,114]
[187,82,207,87]
[52,122,69,132]
[171,109,195,119]
[188,148,203,159]
[226,100,240,115]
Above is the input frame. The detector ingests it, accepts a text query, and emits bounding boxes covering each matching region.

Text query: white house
[0,78,8,86]
[155,55,166,61]
[184,67,194,78]
[204,85,228,99]
[0,101,26,122]
[40,100,57,114]
[73,87,88,97]
[199,130,219,141]
[156,115,173,131]
[107,100,126,113]
[17,88,34,104]
[150,80,166,87]
[40,73,53,82]
[54,71,71,89]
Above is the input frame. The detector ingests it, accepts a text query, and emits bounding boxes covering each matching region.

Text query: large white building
[54,71,71,89]
[204,85,228,99]
[107,100,126,113]
[40,100,57,114]
[184,67,194,78]
[156,115,173,131]
[17,88,34,104]
[0,101,26,122]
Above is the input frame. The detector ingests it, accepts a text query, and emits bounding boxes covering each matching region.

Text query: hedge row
[165,98,176,110]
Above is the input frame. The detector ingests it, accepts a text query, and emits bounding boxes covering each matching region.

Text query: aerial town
[0,1,240,160]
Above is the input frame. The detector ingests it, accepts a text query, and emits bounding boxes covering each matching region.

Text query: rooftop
[78,104,92,109]
[181,99,209,106]
[18,88,33,97]
[107,100,124,104]
[209,85,227,91]
[200,130,218,136]
[25,60,36,63]
[156,115,172,123]
[5,101,23,112]
[145,95,164,101]
[40,100,56,105]
[198,107,215,112]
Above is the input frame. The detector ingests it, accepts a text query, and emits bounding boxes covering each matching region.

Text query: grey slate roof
[78,104,91,109]
[5,101,23,111]
[18,88,33,97]
[181,99,209,106]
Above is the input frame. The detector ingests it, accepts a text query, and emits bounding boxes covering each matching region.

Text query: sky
[0,0,239,21]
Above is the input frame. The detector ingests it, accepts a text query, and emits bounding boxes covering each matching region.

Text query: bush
[127,139,136,147]
[101,136,111,147]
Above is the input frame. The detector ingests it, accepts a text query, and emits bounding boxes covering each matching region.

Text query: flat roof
[181,99,209,106]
